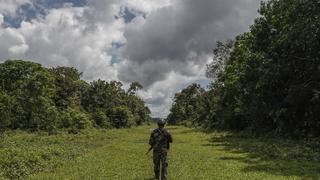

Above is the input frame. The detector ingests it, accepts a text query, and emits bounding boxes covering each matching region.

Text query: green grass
[1,125,320,179]
[0,129,111,179]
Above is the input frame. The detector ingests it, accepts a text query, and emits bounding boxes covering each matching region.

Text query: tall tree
[167,83,205,126]
[169,0,320,137]
[50,67,83,109]
[0,60,58,131]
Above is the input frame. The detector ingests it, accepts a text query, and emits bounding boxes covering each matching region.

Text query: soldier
[148,119,173,180]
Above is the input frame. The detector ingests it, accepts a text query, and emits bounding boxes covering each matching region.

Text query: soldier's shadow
[144,178,155,180]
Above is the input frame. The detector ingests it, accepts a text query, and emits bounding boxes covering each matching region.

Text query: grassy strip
[1,125,320,179]
[30,125,320,179]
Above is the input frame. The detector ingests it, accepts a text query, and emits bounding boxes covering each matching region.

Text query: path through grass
[26,125,320,179]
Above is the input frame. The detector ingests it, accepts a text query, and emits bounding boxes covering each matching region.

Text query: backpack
[153,128,170,150]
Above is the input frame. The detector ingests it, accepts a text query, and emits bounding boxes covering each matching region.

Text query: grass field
[1,125,320,179]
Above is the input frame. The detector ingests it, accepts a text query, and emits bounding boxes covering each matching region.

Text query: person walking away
[148,119,173,180]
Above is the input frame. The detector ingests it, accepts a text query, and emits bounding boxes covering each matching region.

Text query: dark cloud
[120,0,260,86]
[118,59,171,86]
[0,0,261,117]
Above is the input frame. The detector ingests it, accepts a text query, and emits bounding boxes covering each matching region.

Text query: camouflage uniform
[149,128,173,180]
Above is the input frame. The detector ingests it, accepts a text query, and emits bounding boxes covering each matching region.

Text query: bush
[29,97,60,134]
[108,106,135,128]
[60,108,92,134]
[91,109,112,129]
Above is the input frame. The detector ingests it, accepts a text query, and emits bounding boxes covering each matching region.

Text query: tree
[0,91,15,130]
[81,79,151,126]
[0,60,58,131]
[81,79,125,111]
[50,66,83,109]
[108,106,135,128]
[169,0,320,137]
[167,84,205,126]
[128,82,143,95]
[0,60,151,132]
[61,107,92,134]
[91,108,112,129]
[206,40,233,80]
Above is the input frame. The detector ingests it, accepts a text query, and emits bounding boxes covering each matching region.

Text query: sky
[0,0,261,117]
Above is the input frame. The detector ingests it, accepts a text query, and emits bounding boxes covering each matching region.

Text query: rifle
[146,146,153,155]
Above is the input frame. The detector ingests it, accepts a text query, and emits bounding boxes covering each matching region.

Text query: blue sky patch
[115,6,145,23]
[122,7,136,23]
[111,42,125,65]
[38,0,87,9]
[3,0,87,28]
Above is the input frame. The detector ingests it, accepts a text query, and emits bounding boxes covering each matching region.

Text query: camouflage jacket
[149,128,173,151]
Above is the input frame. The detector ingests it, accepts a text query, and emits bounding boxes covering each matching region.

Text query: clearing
[2,125,319,179]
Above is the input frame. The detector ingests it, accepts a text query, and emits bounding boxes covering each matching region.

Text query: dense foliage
[167,84,206,126]
[0,60,151,133]
[168,0,320,137]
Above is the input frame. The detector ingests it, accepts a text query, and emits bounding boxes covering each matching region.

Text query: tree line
[0,60,151,134]
[167,0,320,138]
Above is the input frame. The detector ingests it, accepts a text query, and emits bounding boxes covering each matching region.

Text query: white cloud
[0,27,28,58]
[124,0,172,13]
[0,0,261,117]
[0,5,125,81]
[0,14,3,25]
[8,43,29,56]
[118,0,261,117]
[138,71,209,117]
[121,0,260,85]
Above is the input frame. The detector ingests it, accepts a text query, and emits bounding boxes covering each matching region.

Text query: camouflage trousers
[153,149,168,180]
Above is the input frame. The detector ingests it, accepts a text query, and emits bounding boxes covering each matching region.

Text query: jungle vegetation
[167,0,320,138]
[0,60,151,134]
